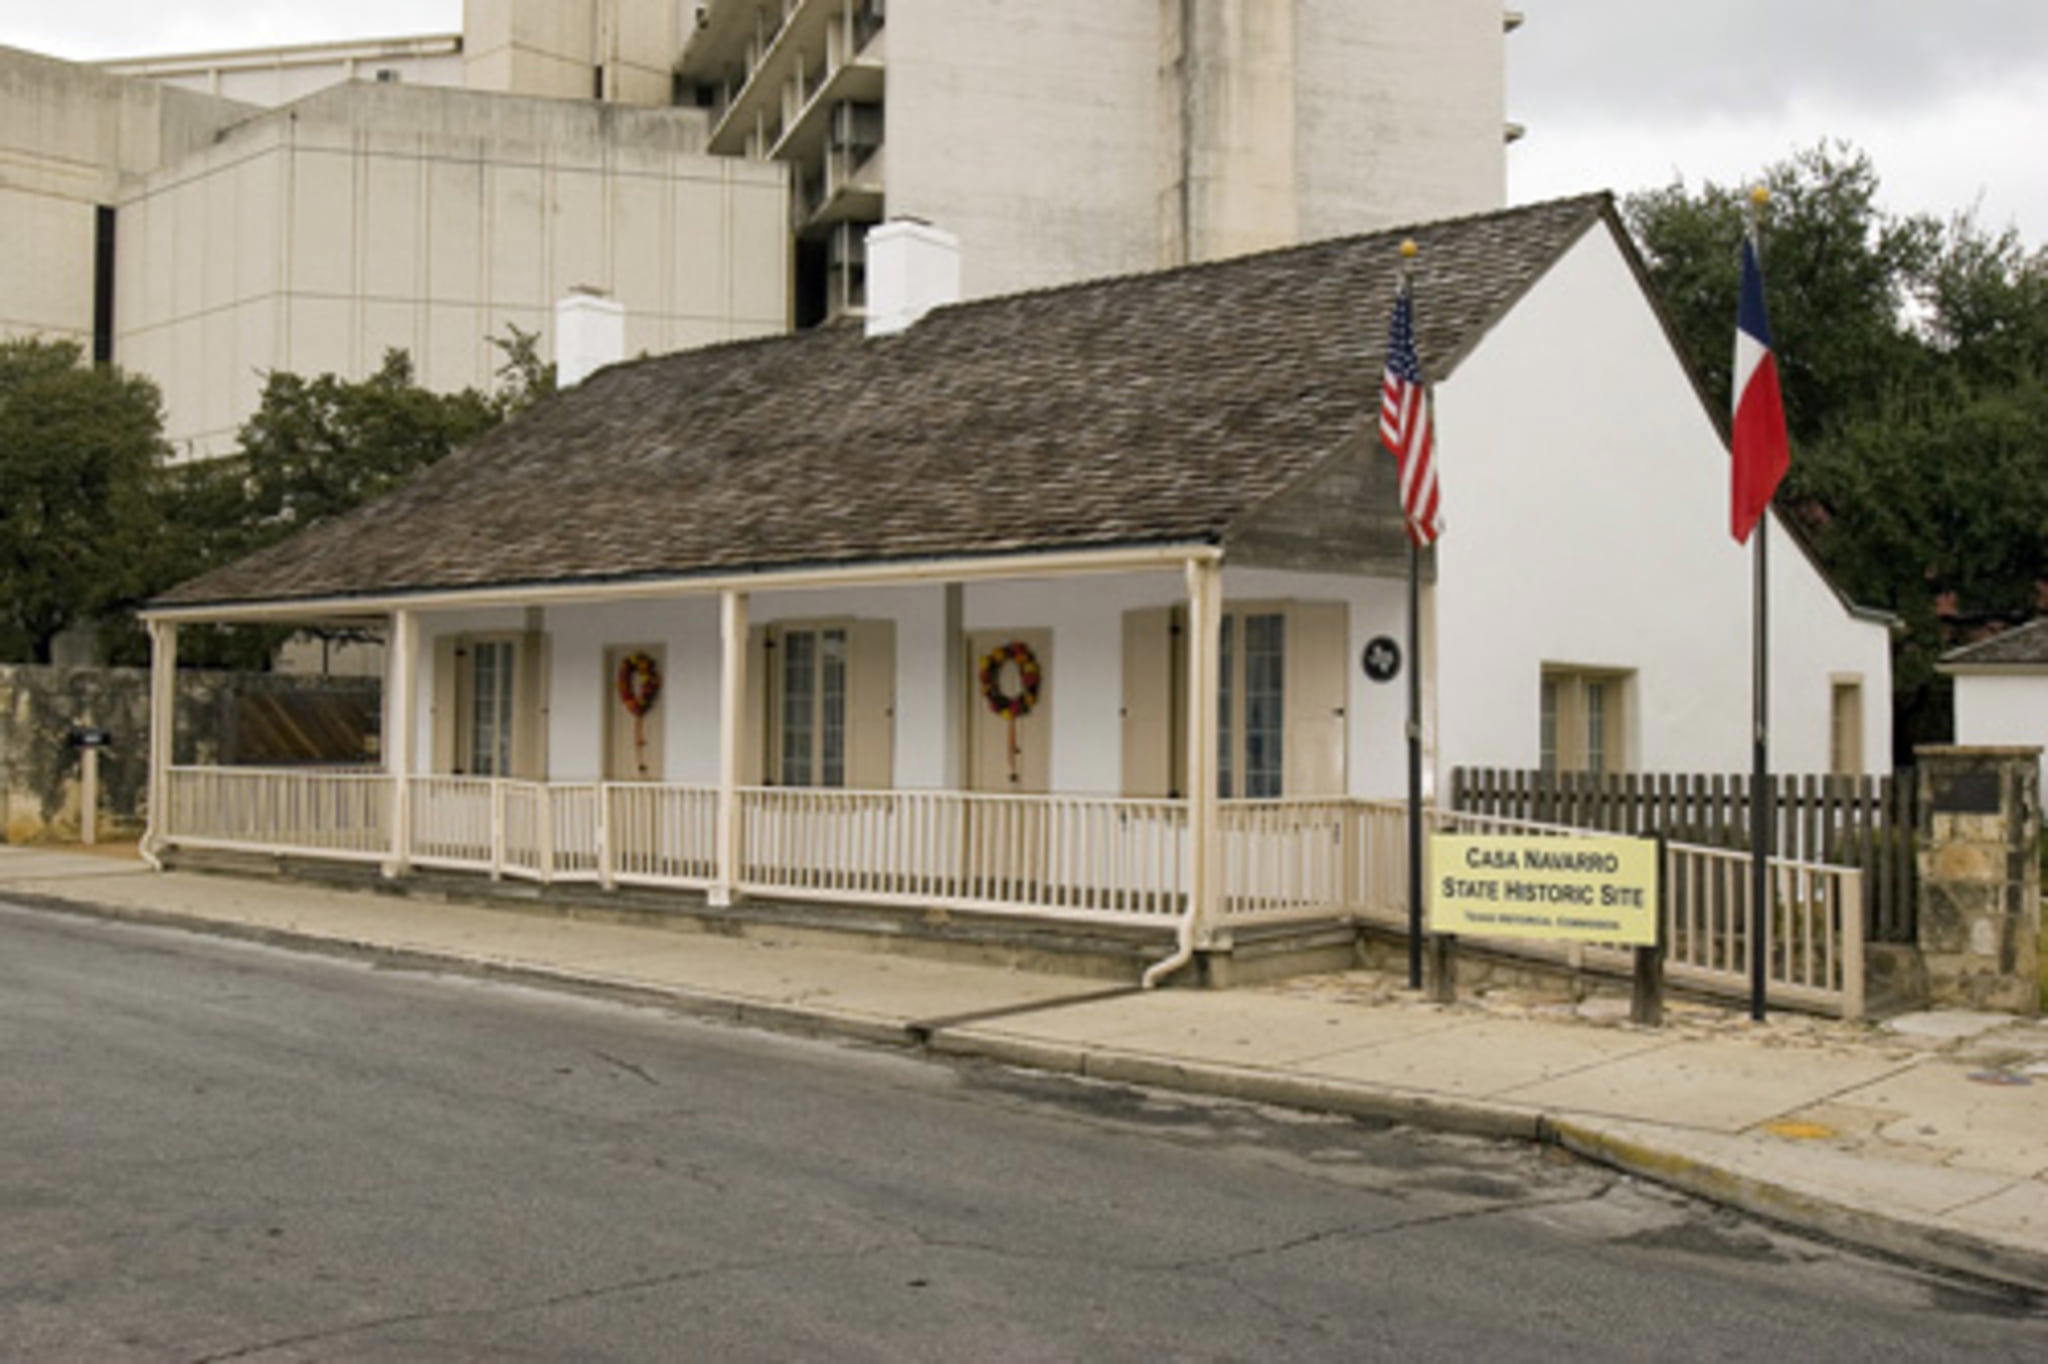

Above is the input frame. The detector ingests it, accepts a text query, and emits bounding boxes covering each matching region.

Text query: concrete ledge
[1551,1118,2048,1296]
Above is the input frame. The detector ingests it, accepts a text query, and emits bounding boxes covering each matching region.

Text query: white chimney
[555,287,626,386]
[865,219,961,339]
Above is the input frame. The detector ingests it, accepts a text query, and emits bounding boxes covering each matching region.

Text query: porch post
[384,608,419,879]
[941,583,967,789]
[712,588,749,907]
[140,619,178,870]
[1185,557,1223,947]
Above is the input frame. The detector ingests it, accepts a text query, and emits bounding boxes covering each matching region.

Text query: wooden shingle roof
[158,194,1612,609]
[1944,617,2048,667]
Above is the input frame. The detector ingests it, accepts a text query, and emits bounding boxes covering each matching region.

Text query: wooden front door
[603,644,666,782]
[963,629,1052,900]
[966,629,1052,794]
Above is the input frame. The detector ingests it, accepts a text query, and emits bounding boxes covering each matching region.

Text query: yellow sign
[1428,833,1659,947]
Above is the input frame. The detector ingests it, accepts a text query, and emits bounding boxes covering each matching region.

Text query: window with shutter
[763,619,894,788]
[1121,600,1346,798]
[432,631,550,778]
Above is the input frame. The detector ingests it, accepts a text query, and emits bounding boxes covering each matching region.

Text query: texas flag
[1730,235,1790,543]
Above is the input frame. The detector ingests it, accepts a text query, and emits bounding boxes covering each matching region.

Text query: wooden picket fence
[1450,768,1918,943]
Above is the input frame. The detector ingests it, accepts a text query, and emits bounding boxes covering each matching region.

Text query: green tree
[126,333,554,668]
[223,348,504,559]
[0,339,169,663]
[1626,144,1937,444]
[1624,144,2048,758]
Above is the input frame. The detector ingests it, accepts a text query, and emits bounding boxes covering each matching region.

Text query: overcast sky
[10,0,2044,244]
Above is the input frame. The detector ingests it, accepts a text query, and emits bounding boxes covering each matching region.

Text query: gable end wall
[1431,223,1892,778]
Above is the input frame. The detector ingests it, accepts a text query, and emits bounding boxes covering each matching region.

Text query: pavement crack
[1167,1188,1616,1271]
[591,1049,658,1085]
[183,1255,847,1362]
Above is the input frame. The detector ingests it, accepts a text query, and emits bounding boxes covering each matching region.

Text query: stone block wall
[1915,746,2043,1014]
[0,666,380,843]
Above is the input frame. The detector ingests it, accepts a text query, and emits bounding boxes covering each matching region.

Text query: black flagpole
[1398,244,1425,993]
[1408,530,1424,991]
[1747,191,1771,1023]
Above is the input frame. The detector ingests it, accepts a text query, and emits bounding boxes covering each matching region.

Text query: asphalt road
[3,902,2044,1363]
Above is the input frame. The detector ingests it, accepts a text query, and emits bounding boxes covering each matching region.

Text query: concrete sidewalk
[5,842,2045,1294]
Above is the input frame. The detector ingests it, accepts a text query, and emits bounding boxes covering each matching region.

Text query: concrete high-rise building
[675,0,1518,322]
[3,1,1520,454]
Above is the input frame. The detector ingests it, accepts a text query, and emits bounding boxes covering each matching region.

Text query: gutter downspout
[1144,555,1222,988]
[1142,906,1197,990]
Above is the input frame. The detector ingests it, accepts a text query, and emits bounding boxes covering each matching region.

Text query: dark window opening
[92,206,116,366]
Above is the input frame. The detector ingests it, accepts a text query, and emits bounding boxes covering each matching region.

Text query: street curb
[9,885,2046,1296]
[1549,1118,2048,1297]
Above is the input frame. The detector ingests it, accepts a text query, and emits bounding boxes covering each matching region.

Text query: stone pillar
[1915,746,2042,1014]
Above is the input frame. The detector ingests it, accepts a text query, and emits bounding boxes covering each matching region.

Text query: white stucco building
[137,198,1890,1005]
[1942,620,2048,807]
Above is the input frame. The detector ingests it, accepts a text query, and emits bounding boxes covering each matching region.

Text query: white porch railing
[607,782,719,887]
[738,787,1187,923]
[164,766,391,863]
[160,771,1864,1014]
[1350,801,1866,1017]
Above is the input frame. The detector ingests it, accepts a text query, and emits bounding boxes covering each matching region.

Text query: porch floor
[160,846,1367,987]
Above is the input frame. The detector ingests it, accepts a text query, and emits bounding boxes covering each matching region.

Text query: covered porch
[143,543,1425,984]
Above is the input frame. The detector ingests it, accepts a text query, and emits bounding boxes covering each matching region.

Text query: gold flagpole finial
[1399,238,1420,259]
[1749,185,1771,209]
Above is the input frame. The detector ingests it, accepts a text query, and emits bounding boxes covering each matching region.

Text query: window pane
[780,631,814,786]
[1586,681,1607,775]
[1539,677,1558,776]
[1216,615,1234,799]
[470,641,515,776]
[1243,613,1285,798]
[821,629,847,788]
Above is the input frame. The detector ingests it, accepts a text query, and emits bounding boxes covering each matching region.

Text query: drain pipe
[1143,554,1222,990]
[1142,912,1196,990]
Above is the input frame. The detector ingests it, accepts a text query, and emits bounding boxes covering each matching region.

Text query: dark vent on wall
[93,205,116,366]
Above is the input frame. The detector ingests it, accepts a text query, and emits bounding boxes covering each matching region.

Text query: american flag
[1379,282,1441,545]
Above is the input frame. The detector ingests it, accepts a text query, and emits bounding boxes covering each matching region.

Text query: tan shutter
[1285,601,1348,796]
[430,635,459,774]
[741,624,769,785]
[511,629,551,780]
[1121,606,1175,797]
[846,618,896,789]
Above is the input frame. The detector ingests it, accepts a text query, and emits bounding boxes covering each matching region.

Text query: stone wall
[0,666,380,843]
[1916,746,2043,1014]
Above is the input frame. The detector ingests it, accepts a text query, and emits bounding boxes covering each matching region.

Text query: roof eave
[142,537,1228,623]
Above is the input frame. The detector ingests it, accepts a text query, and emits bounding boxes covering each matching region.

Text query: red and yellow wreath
[615,651,663,717]
[977,641,1042,719]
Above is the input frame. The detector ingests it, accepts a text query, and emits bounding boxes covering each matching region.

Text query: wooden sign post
[1426,830,1667,1022]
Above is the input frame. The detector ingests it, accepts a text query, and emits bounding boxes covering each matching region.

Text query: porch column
[384,609,419,879]
[139,619,178,870]
[941,582,967,788]
[1185,557,1223,947]
[712,589,749,907]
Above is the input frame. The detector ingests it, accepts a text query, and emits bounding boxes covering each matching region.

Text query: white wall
[540,597,722,783]
[1954,674,2048,803]
[1433,223,1893,782]
[0,47,247,344]
[886,0,1163,301]
[115,83,789,458]
[403,564,1413,797]
[1294,0,1505,239]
